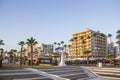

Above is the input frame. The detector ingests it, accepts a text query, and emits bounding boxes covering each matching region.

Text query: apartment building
[107,42,114,54]
[71,29,107,59]
[37,43,54,55]
[114,46,118,58]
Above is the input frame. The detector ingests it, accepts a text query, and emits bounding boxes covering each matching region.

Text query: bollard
[98,62,102,68]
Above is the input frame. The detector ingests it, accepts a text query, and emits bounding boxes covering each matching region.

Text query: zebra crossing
[87,67,120,80]
[38,67,88,80]
[0,69,53,80]
[0,66,101,80]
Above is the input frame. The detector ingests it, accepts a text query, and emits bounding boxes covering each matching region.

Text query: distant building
[107,42,114,54]
[3,51,8,58]
[36,43,54,55]
[0,50,8,58]
[107,42,119,58]
[68,40,72,58]
[71,29,107,59]
[18,43,54,58]
[114,46,118,58]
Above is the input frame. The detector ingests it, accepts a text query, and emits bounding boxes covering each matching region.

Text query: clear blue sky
[0,0,120,51]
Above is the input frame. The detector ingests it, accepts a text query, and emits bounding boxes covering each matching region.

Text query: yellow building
[71,29,107,59]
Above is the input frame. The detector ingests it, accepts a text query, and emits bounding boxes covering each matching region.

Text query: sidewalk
[0,63,53,70]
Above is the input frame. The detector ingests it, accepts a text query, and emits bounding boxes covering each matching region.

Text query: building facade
[107,42,114,55]
[114,46,118,58]
[18,43,54,58]
[67,40,72,58]
[38,43,54,55]
[71,29,107,59]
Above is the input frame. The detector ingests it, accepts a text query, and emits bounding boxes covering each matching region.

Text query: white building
[35,43,54,56]
[114,46,118,58]
[18,43,54,58]
[107,42,114,54]
[68,40,72,58]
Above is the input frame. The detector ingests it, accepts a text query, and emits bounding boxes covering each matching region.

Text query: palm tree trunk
[13,54,15,64]
[110,58,112,66]
[20,47,22,68]
[69,47,71,58]
[0,55,2,68]
[65,48,67,58]
[119,42,120,55]
[86,55,89,64]
[110,37,112,43]
[31,45,33,68]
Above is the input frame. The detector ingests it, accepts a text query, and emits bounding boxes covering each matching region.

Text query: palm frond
[0,39,4,46]
[116,30,120,34]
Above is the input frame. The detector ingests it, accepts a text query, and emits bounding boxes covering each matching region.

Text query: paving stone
[87,67,120,80]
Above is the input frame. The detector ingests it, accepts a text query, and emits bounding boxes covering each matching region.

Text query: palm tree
[64,44,67,58]
[0,40,4,56]
[116,34,120,39]
[54,42,57,46]
[26,37,38,67]
[12,49,17,63]
[0,39,4,68]
[61,41,64,47]
[108,34,112,42]
[107,53,114,65]
[80,35,91,64]
[64,44,67,50]
[0,48,3,54]
[83,50,91,64]
[54,42,57,50]
[117,30,120,34]
[93,33,98,37]
[57,43,60,47]
[70,38,73,41]
[18,41,25,67]
[8,50,14,63]
[8,49,17,63]
[0,40,4,46]
[116,41,120,44]
[12,49,17,64]
[56,43,61,54]
[116,30,120,55]
[108,34,114,58]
